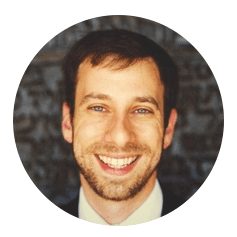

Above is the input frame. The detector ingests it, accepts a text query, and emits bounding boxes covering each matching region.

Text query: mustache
[84,142,152,155]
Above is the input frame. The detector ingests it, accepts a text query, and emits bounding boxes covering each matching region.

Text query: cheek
[134,121,164,147]
[73,118,108,143]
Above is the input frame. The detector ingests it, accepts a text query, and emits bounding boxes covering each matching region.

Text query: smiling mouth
[96,155,139,169]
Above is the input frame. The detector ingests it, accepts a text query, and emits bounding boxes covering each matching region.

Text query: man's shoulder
[59,196,79,218]
[161,185,185,216]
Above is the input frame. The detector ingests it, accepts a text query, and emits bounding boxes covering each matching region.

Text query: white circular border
[4,5,234,235]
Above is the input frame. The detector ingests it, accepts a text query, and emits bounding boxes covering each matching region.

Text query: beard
[73,141,161,202]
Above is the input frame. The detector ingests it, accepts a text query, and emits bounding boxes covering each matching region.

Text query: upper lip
[96,154,139,159]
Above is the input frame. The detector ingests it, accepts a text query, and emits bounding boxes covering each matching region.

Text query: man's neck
[80,172,157,225]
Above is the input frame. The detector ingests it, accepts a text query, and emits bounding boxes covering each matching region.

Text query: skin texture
[62,57,177,224]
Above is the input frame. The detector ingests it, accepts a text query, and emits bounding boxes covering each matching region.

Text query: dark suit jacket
[59,180,185,219]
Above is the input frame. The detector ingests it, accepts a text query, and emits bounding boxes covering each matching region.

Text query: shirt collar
[79,180,163,225]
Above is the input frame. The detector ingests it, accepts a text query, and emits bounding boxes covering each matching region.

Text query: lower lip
[95,155,140,176]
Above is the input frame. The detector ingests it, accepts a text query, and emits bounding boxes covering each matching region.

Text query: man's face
[62,57,176,201]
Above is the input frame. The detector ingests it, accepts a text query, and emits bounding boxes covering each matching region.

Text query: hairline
[75,54,161,84]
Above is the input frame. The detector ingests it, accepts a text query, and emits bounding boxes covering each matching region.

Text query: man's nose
[104,114,135,148]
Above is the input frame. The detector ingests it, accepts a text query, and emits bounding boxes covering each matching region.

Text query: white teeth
[98,155,137,169]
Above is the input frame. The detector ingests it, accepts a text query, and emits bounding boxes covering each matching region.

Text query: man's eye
[134,108,151,114]
[90,106,106,112]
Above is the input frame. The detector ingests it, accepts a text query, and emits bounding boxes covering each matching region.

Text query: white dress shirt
[79,180,163,225]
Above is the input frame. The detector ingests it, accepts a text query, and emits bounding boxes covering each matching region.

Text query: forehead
[75,57,164,100]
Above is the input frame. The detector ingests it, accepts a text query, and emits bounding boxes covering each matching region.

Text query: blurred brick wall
[13,16,223,205]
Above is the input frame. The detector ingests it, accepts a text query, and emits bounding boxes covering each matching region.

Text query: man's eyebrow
[79,93,160,110]
[80,93,112,106]
[134,96,160,110]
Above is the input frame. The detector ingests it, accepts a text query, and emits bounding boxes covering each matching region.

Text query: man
[60,29,183,225]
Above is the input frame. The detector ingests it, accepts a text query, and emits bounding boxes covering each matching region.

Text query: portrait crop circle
[4,5,234,235]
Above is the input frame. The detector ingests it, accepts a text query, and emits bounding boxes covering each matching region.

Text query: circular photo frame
[4,5,234,235]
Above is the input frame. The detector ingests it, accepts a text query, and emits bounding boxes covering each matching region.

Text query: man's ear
[61,102,73,143]
[163,109,178,149]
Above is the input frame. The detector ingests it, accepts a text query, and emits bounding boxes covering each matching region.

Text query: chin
[80,163,156,201]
